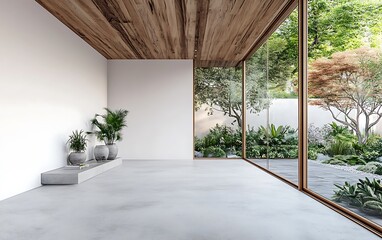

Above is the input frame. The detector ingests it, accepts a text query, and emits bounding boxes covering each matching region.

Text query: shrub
[352,134,382,162]
[356,162,382,174]
[327,122,351,137]
[325,122,357,156]
[203,146,226,158]
[196,124,242,155]
[322,159,347,166]
[257,124,297,146]
[288,148,299,159]
[246,145,267,159]
[203,124,236,149]
[323,155,366,166]
[360,151,380,163]
[245,124,298,159]
[246,145,298,159]
[333,178,382,215]
[365,134,382,156]
[375,167,382,175]
[194,137,205,152]
[197,124,298,159]
[325,138,356,156]
[308,149,318,160]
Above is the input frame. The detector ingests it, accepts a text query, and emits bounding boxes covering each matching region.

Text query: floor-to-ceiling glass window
[246,8,299,184]
[194,66,243,158]
[307,0,382,227]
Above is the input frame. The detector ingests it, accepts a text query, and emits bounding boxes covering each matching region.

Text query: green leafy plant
[357,178,382,214]
[375,167,382,175]
[323,155,366,166]
[245,124,298,159]
[203,146,226,158]
[357,162,382,174]
[324,122,358,156]
[322,158,347,166]
[67,130,87,152]
[257,124,296,146]
[194,124,242,157]
[364,134,382,157]
[91,108,128,145]
[333,178,382,215]
[288,148,299,159]
[308,149,318,160]
[196,124,299,159]
[333,181,362,206]
[246,145,267,159]
[327,122,350,137]
[325,138,356,156]
[194,137,205,152]
[246,145,298,159]
[360,151,380,163]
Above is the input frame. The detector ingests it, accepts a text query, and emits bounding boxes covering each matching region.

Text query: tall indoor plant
[91,108,128,160]
[67,130,87,165]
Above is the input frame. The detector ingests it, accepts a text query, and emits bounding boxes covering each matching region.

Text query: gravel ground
[312,160,382,180]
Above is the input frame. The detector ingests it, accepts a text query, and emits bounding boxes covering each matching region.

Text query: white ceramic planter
[94,145,109,161]
[69,152,86,165]
[107,144,118,160]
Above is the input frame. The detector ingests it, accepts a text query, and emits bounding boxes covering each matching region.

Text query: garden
[195,122,382,175]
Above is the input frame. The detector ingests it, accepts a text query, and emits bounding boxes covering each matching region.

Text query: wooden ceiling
[36,0,296,67]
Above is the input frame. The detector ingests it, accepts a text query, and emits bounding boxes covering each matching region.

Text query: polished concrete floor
[0,160,379,240]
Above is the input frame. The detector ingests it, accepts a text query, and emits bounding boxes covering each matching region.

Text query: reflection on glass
[307,0,382,226]
[246,8,299,184]
[194,67,242,158]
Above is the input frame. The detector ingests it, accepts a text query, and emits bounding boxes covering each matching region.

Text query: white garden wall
[195,99,382,137]
[0,0,107,200]
[107,60,193,160]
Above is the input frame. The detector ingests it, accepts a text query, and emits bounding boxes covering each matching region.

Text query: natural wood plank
[36,0,294,67]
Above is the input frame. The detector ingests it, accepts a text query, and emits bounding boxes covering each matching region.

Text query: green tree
[308,0,382,59]
[268,0,382,61]
[195,67,270,127]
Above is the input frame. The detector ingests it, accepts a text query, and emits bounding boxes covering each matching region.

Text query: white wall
[108,60,193,160]
[0,0,107,200]
[196,99,330,137]
[196,99,382,137]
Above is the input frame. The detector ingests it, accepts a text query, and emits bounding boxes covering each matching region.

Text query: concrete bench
[41,158,122,185]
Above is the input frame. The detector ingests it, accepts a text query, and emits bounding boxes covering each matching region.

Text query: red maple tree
[309,47,382,144]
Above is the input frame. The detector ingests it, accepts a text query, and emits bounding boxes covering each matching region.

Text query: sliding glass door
[245,8,299,185]
[307,0,382,228]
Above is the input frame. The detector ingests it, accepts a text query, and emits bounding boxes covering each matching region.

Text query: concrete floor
[0,160,379,240]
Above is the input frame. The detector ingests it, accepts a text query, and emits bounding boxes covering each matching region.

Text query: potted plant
[67,130,87,165]
[91,108,128,160]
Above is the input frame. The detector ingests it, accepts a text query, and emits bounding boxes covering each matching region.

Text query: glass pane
[307,0,382,226]
[194,67,243,158]
[246,8,299,184]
